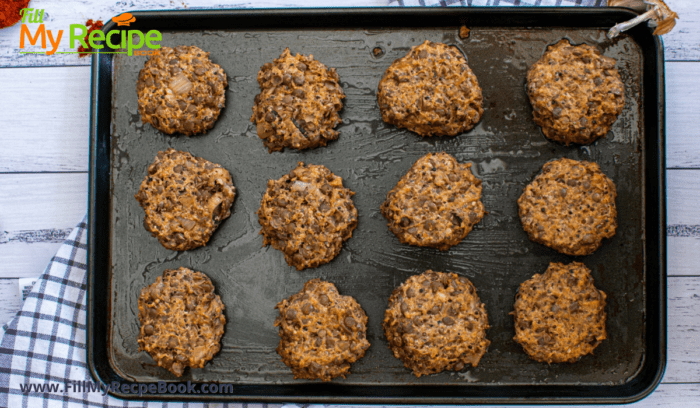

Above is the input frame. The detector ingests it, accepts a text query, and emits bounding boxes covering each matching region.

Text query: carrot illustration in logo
[112,13,135,26]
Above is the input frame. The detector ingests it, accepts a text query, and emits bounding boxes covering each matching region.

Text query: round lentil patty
[518,157,617,256]
[383,270,490,377]
[274,279,370,381]
[257,162,358,270]
[381,152,485,251]
[135,148,236,251]
[138,267,226,377]
[251,48,345,152]
[513,261,607,363]
[137,45,227,136]
[526,39,625,145]
[377,40,483,137]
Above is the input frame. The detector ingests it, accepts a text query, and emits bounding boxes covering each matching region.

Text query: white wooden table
[0,0,698,406]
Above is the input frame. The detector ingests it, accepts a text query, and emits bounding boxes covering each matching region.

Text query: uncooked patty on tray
[251,48,345,152]
[381,152,485,251]
[274,279,370,381]
[257,162,358,270]
[526,39,625,145]
[138,267,226,377]
[377,40,483,137]
[135,148,236,251]
[137,45,227,136]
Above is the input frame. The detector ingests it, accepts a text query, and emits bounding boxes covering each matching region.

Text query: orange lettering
[20,24,46,49]
[46,29,63,55]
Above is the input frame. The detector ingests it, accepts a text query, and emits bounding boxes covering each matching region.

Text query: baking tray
[87,7,666,404]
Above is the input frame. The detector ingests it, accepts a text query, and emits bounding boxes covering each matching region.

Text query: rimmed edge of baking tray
[87,7,666,404]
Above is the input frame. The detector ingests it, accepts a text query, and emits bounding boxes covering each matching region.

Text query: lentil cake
[274,279,370,381]
[381,152,485,251]
[383,270,490,377]
[377,40,483,137]
[251,48,345,152]
[137,45,227,136]
[526,39,625,145]
[135,148,236,251]
[137,267,226,377]
[257,162,358,270]
[518,157,617,256]
[512,261,607,363]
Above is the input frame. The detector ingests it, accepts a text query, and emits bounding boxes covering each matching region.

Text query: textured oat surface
[135,148,236,251]
[526,39,625,145]
[257,162,358,270]
[383,271,490,377]
[137,267,226,377]
[381,152,485,251]
[137,46,227,136]
[518,157,617,256]
[513,262,607,364]
[251,48,345,152]
[377,40,483,137]
[274,279,370,381]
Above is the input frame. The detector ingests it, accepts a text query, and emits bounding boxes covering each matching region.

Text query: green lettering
[121,30,127,50]
[88,30,105,50]
[19,8,33,23]
[127,30,144,55]
[69,24,87,48]
[30,9,44,24]
[106,30,120,49]
[144,30,161,49]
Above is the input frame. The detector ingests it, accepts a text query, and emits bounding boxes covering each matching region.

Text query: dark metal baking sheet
[87,7,666,404]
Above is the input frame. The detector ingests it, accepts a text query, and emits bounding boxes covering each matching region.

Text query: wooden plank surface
[666,62,700,168]
[0,280,22,328]
[0,67,91,172]
[0,173,87,231]
[661,0,700,61]
[663,277,700,383]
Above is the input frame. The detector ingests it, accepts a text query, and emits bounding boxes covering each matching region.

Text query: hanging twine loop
[607,0,679,39]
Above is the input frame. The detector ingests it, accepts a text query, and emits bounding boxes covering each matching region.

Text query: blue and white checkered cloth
[0,1,604,406]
